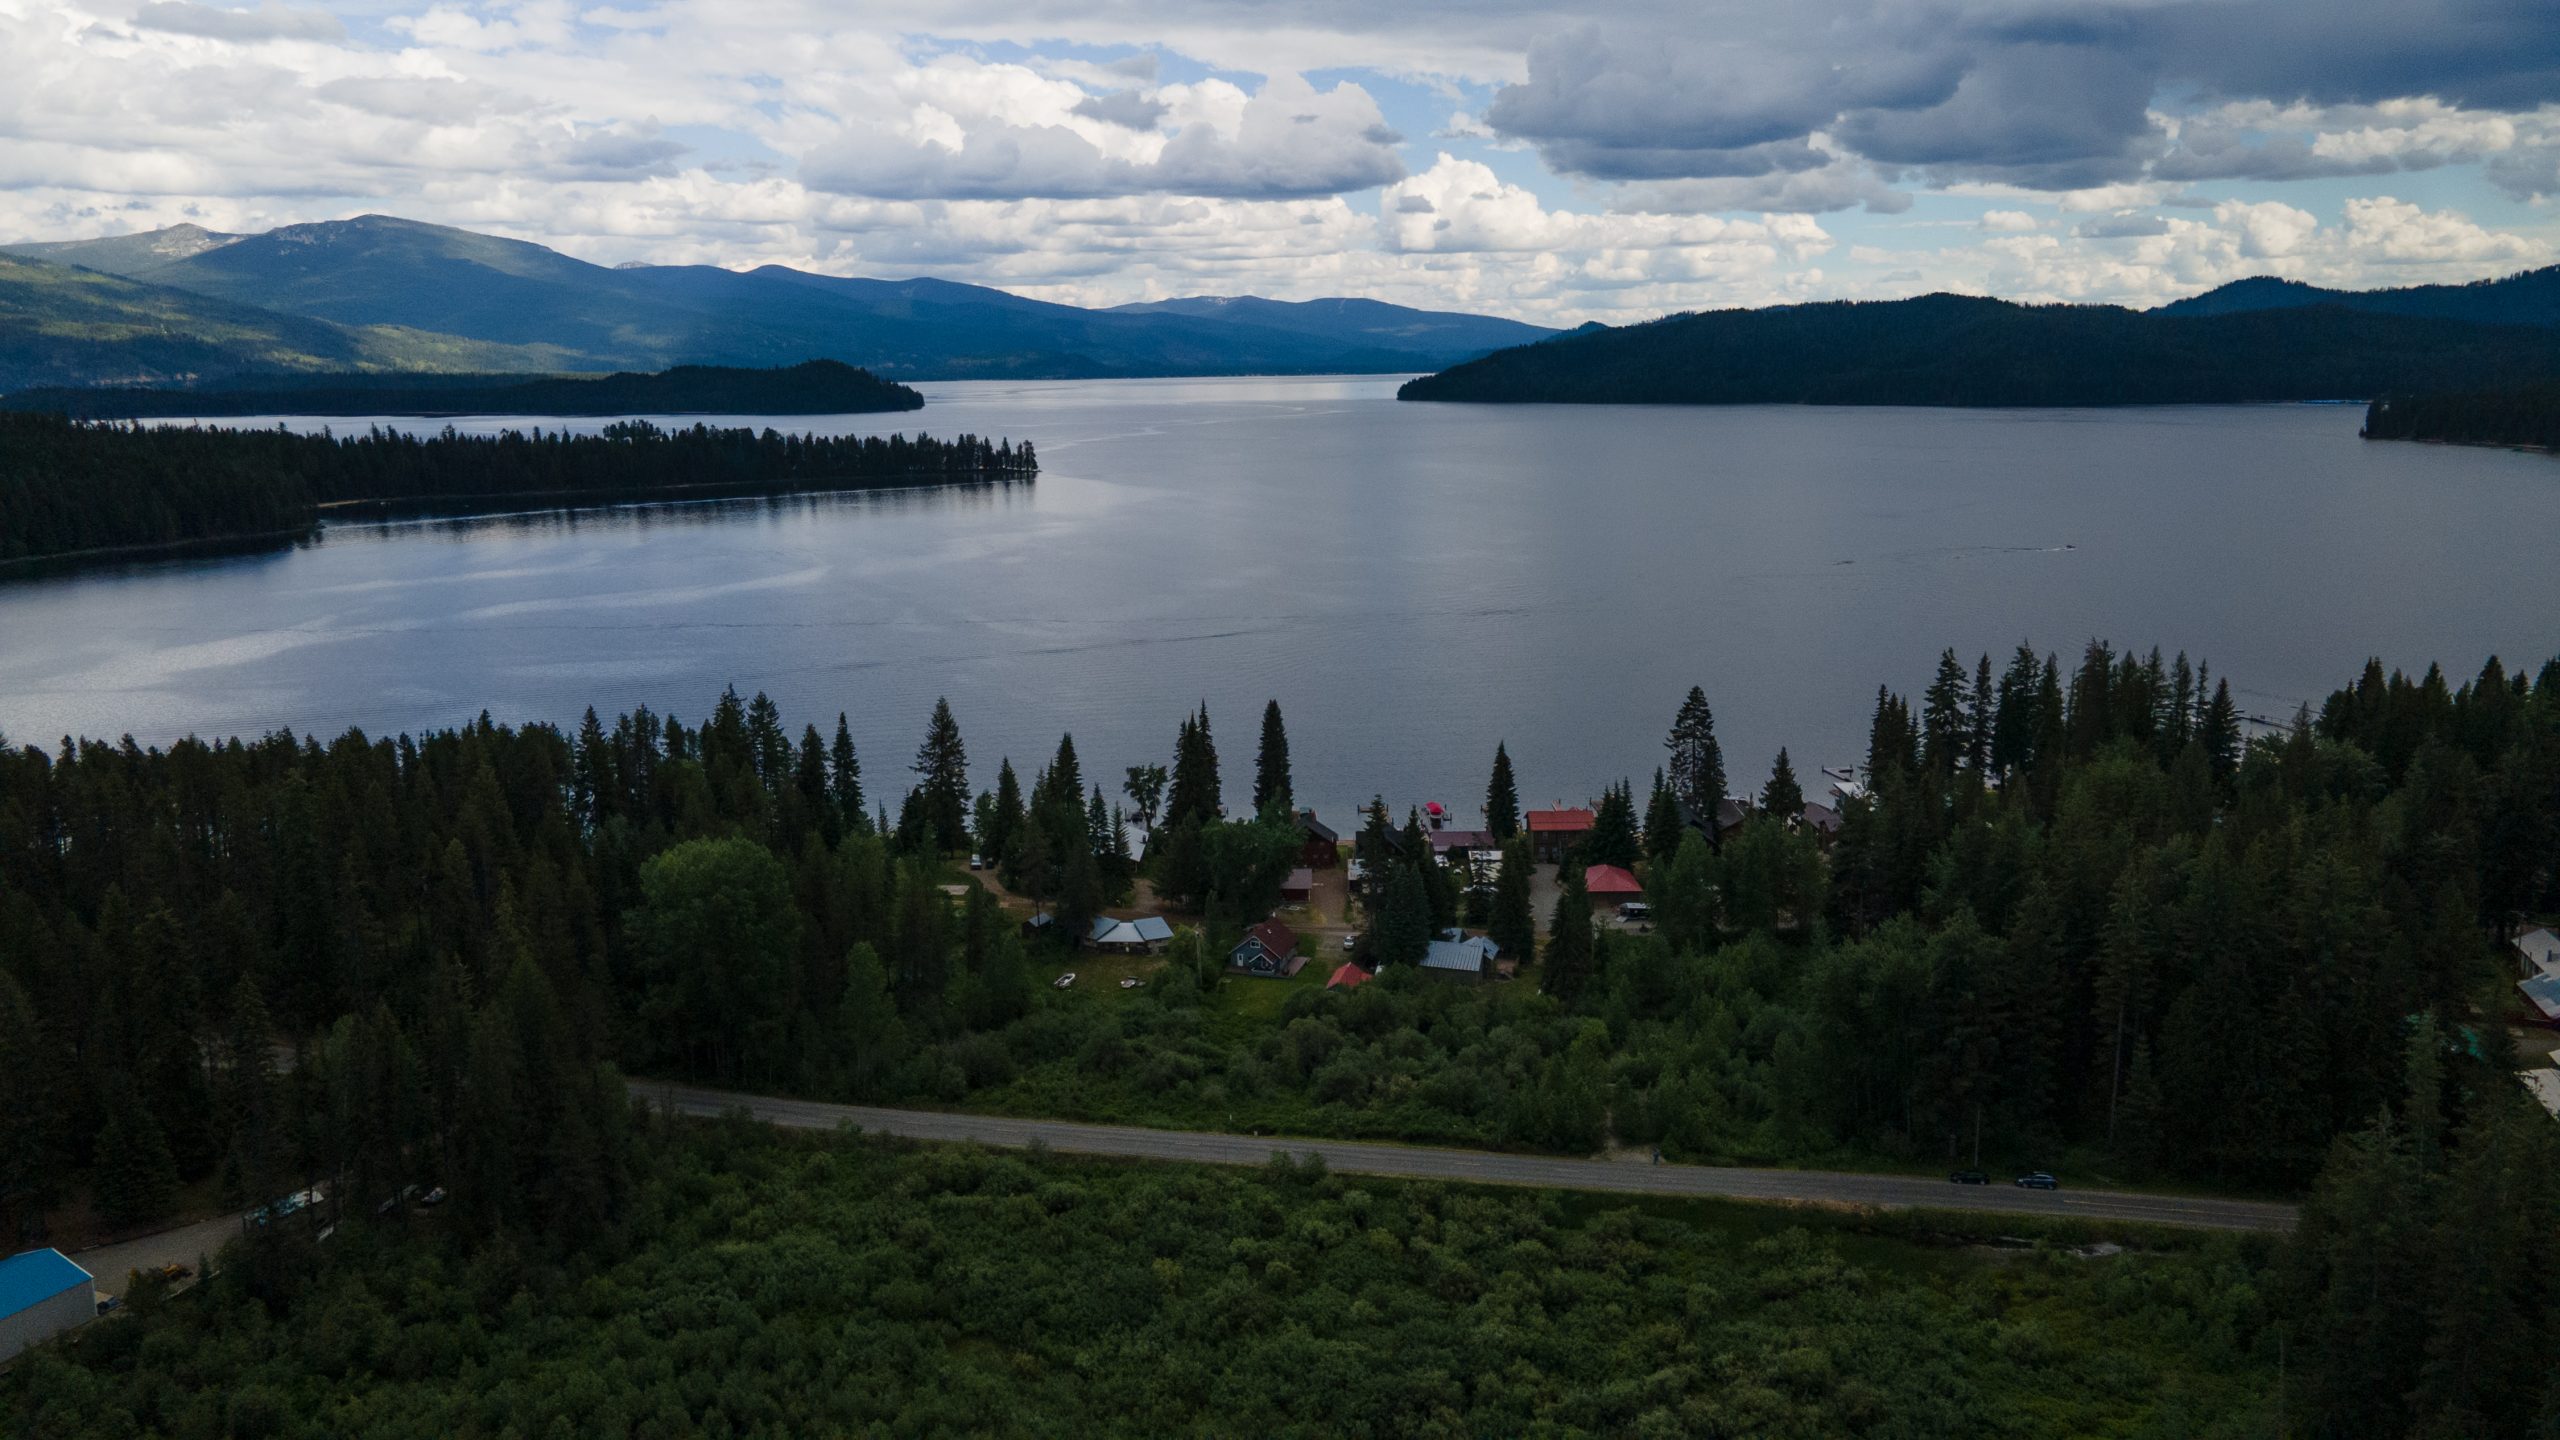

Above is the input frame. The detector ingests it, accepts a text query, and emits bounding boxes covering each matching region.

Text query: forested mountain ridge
[1397,293,2560,406]
[0,253,576,392]
[2159,263,2560,328]
[2,215,1555,382]
[0,359,924,420]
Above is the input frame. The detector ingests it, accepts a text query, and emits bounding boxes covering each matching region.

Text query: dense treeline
[0,645,2553,1432]
[2365,382,2560,451]
[8,1124,2283,1438]
[0,413,1035,562]
[0,359,924,420]
[1398,294,2560,406]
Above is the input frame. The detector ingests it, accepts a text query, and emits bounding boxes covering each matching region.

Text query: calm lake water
[4,375,2557,824]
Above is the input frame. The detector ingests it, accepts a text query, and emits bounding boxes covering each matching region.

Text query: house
[1326,961,1374,990]
[1526,808,1594,864]
[2521,1068,2560,1121]
[1422,933,1499,980]
[1799,801,1844,840]
[1280,868,1314,903]
[1295,810,1340,869]
[1087,915,1175,953]
[1821,764,1868,804]
[1584,864,1643,912]
[2516,927,2560,979]
[1428,829,1496,864]
[1230,919,1304,977]
[0,1249,94,1364]
[2520,974,2560,1024]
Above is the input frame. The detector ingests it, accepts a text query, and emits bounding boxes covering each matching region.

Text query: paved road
[634,1081,2298,1233]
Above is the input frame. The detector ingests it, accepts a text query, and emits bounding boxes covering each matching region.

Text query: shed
[1584,864,1644,907]
[0,1249,94,1364]
[1280,868,1315,903]
[1326,961,1374,990]
[1230,919,1304,977]
[1526,808,1594,864]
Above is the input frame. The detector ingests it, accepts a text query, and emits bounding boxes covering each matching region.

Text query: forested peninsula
[0,359,923,420]
[1397,294,2560,406]
[2,643,2556,1435]
[2365,382,2560,452]
[0,414,1034,564]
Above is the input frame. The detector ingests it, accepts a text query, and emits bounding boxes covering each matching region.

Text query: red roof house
[1584,864,1643,896]
[1526,808,1595,863]
[1326,961,1374,990]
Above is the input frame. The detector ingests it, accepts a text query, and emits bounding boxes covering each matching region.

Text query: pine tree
[1762,749,1804,825]
[1585,781,1642,869]
[1489,837,1537,964]
[1968,654,1994,771]
[911,697,971,850]
[829,714,866,829]
[1254,700,1292,816]
[1543,865,1596,1005]
[987,758,1025,863]
[1665,687,1726,818]
[1485,742,1521,840]
[1367,863,1431,966]
[2200,678,2241,778]
[1922,648,1970,772]
[1165,704,1222,830]
[1642,769,1684,866]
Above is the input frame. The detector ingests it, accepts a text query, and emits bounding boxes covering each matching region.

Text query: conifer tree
[1254,700,1292,816]
[93,1084,180,1229]
[1585,781,1641,869]
[2199,678,2242,777]
[1485,742,1521,840]
[987,758,1024,862]
[1665,687,1726,818]
[1367,863,1431,966]
[1922,649,1970,772]
[829,714,866,829]
[1543,865,1596,1005]
[1968,654,1994,771]
[911,697,971,850]
[1488,836,1537,964]
[1642,769,1684,866]
[1762,749,1805,826]
[1165,703,1222,831]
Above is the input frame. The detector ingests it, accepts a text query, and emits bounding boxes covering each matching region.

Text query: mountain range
[0,215,1557,391]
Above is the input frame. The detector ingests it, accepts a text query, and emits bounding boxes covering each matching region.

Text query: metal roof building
[0,1248,94,1364]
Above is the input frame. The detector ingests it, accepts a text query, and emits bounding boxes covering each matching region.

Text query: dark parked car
[1949,1170,1989,1185]
[2014,1171,2060,1190]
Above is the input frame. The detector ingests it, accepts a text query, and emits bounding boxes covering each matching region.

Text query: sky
[5,0,2559,322]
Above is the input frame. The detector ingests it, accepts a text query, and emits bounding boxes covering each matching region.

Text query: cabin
[1800,801,1844,841]
[1421,932,1499,981]
[1584,864,1643,913]
[0,1249,94,1365]
[1229,919,1304,977]
[1326,961,1374,990]
[1526,808,1594,864]
[1280,868,1315,904]
[2516,927,2560,979]
[1295,810,1340,869]
[2521,974,2560,1025]
[1428,829,1495,864]
[1087,915,1175,954]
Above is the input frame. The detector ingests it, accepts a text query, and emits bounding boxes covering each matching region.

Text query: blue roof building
[0,1248,94,1363]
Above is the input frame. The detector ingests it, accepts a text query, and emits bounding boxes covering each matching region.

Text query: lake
[3,375,2556,826]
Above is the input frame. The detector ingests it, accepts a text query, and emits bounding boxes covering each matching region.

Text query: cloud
[1979,209,2038,232]
[132,0,343,42]
[803,72,1403,201]
[1071,89,1169,130]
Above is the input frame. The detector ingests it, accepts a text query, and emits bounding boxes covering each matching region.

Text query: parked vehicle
[1949,1170,1989,1185]
[1617,902,1652,922]
[969,853,983,870]
[156,1263,190,1283]
[2014,1171,2060,1190]
[95,1295,122,1315]
[1340,934,1358,952]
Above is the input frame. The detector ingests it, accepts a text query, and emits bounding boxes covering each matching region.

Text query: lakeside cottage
[1422,931,1500,981]
[1584,864,1644,913]
[1295,810,1340,869]
[1526,808,1594,864]
[1230,919,1304,977]
[1087,915,1174,954]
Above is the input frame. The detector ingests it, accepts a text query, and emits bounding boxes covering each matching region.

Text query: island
[0,413,1033,565]
[0,359,923,420]
[2365,382,2560,452]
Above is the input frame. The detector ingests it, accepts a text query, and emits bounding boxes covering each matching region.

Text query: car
[1053,972,1076,989]
[95,1295,123,1315]
[968,853,984,870]
[157,1262,191,1283]
[2014,1171,2059,1190]
[1340,934,1358,952]
[1949,1170,1989,1185]
[1617,902,1652,922]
